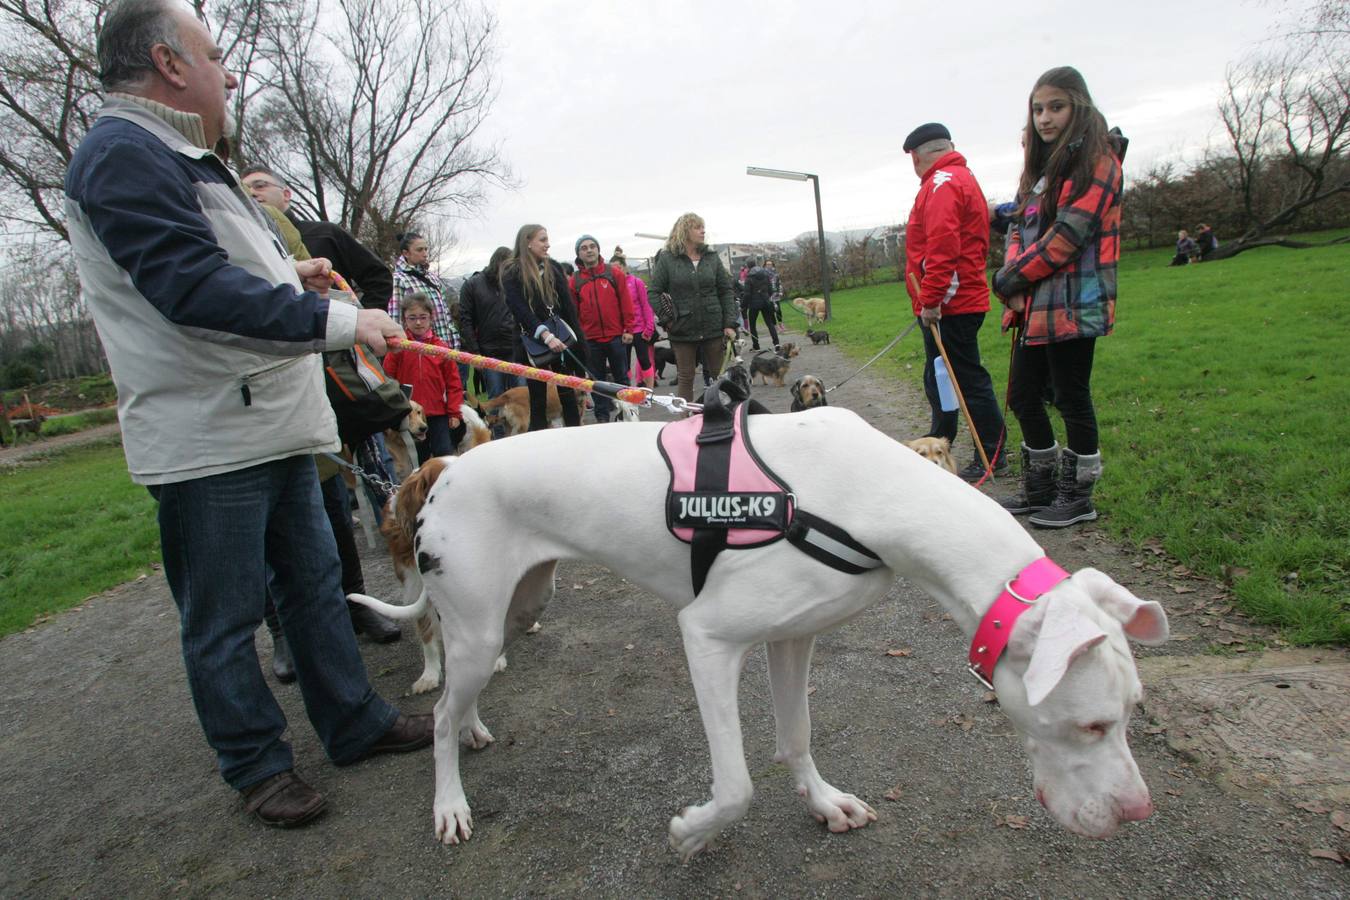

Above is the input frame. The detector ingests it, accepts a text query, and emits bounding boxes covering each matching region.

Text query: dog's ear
[1074,568,1169,644]
[937,437,950,451]
[789,376,804,398]
[1022,593,1108,707]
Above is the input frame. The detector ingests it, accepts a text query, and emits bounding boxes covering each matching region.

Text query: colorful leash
[825,319,920,394]
[387,338,684,410]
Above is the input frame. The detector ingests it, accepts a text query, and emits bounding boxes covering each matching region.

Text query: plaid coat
[390,256,460,348]
[994,151,1123,345]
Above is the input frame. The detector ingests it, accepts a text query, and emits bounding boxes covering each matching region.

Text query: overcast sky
[438,0,1285,274]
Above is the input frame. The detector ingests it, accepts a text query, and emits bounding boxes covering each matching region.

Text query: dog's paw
[411,670,441,694]
[434,800,473,845]
[493,653,508,673]
[668,800,741,861]
[459,719,494,750]
[798,783,878,833]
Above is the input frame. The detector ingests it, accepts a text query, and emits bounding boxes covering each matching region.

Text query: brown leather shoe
[353,713,434,761]
[241,770,327,828]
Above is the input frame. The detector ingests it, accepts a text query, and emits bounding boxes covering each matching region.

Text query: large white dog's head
[992,568,1169,839]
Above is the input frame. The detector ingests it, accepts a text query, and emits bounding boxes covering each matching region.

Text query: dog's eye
[1079,722,1111,739]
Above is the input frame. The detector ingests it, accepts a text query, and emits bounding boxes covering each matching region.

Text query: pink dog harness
[658,395,882,595]
[967,557,1070,689]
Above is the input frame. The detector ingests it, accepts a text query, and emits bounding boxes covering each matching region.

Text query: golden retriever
[904,436,958,474]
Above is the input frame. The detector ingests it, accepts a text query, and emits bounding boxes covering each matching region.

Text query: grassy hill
[823,230,1350,644]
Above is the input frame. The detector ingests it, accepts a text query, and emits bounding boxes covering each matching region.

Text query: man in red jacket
[572,235,634,422]
[903,122,1007,482]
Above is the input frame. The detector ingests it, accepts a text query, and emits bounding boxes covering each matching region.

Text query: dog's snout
[1118,794,1153,822]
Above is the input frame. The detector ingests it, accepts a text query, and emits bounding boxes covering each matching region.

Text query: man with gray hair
[65,0,430,828]
[902,122,1007,482]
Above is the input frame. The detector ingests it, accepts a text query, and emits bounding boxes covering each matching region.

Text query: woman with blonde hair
[647,212,737,402]
[501,224,584,430]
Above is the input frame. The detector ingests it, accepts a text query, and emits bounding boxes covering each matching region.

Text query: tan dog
[905,436,958,474]
[482,384,585,436]
[385,400,428,481]
[792,297,826,324]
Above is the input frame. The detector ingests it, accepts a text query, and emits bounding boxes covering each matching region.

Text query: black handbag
[520,313,577,367]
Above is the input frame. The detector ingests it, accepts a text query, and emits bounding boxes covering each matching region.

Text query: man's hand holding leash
[296,258,333,295]
[356,308,403,355]
[920,304,942,326]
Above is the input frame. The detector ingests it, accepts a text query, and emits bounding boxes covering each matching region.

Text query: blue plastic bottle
[934,358,958,412]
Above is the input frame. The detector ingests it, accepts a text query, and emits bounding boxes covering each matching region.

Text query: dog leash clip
[649,394,703,415]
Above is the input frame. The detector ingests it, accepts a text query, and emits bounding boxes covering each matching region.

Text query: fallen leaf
[624,643,635,651]
[883,784,904,801]
[1171,564,1193,577]
[1214,636,1244,646]
[807,685,817,696]
[1166,788,1182,796]
[886,648,913,658]
[1145,724,1167,735]
[1167,769,1187,778]
[1172,584,1197,594]
[998,814,1030,830]
[982,691,998,704]
[1331,810,1349,833]
[1307,848,1343,862]
[606,708,617,717]
[571,584,583,590]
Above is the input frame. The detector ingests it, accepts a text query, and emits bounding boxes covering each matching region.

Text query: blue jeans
[151,456,398,790]
[586,337,630,421]
[478,365,524,399]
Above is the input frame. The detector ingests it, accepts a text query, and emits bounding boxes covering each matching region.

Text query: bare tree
[246,0,509,260]
[1211,27,1350,255]
[0,0,105,243]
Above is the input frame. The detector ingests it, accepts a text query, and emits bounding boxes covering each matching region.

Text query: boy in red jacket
[571,235,633,422]
[382,293,465,463]
[903,122,1007,482]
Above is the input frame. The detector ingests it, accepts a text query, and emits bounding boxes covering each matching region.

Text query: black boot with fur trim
[1029,448,1100,528]
[999,443,1058,515]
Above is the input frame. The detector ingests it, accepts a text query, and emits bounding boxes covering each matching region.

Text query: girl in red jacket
[993,66,1126,529]
[382,292,465,464]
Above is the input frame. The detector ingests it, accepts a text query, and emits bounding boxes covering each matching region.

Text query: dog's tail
[482,391,513,411]
[347,588,429,621]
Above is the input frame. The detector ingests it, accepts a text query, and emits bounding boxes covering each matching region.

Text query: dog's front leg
[431,639,500,844]
[668,624,755,860]
[766,637,877,833]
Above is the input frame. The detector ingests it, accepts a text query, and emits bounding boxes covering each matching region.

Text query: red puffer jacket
[903,150,992,317]
[381,331,463,417]
[570,261,633,342]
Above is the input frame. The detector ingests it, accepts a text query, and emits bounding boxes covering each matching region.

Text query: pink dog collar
[967,557,1070,690]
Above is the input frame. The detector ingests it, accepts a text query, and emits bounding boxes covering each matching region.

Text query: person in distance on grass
[902,121,1008,483]
[65,0,434,829]
[993,65,1127,528]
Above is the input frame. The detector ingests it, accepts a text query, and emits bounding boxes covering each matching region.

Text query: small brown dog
[384,400,428,481]
[904,436,958,474]
[789,375,828,411]
[748,350,792,386]
[777,342,799,358]
[805,329,830,345]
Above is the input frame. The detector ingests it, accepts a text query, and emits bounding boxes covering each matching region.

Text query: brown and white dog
[348,410,1168,855]
[748,350,792,386]
[482,384,585,437]
[905,436,959,474]
[385,400,429,482]
[789,374,828,412]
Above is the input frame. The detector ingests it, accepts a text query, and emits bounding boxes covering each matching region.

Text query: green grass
[0,438,160,637]
[824,231,1350,645]
[39,407,119,437]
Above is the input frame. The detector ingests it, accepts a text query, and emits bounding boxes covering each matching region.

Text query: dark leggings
[748,306,779,348]
[414,414,466,465]
[1007,337,1098,454]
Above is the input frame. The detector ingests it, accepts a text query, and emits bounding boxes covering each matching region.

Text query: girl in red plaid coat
[993,66,1126,529]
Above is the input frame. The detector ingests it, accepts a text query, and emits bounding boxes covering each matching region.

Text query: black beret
[903,122,952,152]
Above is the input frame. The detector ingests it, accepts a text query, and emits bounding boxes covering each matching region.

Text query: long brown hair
[502,224,557,312]
[1018,66,1111,220]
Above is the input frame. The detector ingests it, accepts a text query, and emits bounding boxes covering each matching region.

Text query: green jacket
[648,247,736,342]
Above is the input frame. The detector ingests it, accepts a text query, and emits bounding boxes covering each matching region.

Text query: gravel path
[2,335,1346,897]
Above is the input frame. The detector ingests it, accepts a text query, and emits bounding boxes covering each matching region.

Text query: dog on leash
[792,296,826,324]
[805,329,831,345]
[905,436,959,474]
[349,408,1168,855]
[748,350,792,386]
[789,375,828,411]
[383,400,429,481]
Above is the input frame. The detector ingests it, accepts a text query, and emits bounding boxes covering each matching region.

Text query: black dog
[653,344,677,383]
[789,374,829,411]
[806,329,830,345]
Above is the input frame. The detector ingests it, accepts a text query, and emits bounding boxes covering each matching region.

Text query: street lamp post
[746,166,831,320]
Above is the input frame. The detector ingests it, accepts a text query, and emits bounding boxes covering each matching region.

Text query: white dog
[351,407,1167,856]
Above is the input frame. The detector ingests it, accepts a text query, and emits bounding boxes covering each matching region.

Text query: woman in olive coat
[647,212,738,402]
